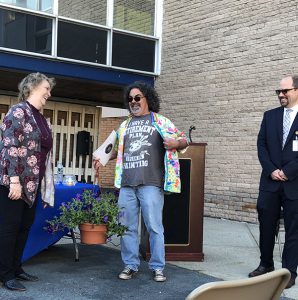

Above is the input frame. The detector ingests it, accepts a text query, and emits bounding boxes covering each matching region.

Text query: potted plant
[45,189,127,244]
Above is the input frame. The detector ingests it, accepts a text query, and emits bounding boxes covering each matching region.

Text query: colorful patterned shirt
[114,112,188,193]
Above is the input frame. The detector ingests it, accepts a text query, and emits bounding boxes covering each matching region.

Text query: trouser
[0,185,37,283]
[257,188,298,276]
[118,186,165,271]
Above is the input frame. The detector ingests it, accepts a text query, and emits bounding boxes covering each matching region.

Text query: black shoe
[285,274,296,289]
[4,279,26,291]
[16,272,39,282]
[248,265,274,277]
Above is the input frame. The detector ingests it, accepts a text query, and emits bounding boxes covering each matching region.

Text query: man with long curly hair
[117,81,188,282]
[95,81,188,282]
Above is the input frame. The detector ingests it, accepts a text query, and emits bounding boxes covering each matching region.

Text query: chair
[185,268,290,300]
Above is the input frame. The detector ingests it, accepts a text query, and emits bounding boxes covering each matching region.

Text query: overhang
[0,52,155,108]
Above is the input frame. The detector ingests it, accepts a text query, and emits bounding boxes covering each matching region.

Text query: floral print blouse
[0,101,54,207]
[114,112,188,193]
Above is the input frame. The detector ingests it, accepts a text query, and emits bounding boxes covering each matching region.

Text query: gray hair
[18,72,56,101]
[292,75,298,88]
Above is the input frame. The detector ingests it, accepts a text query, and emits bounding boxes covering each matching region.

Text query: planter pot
[79,223,107,245]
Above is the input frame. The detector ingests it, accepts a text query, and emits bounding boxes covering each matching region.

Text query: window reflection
[0,0,53,13]
[57,21,107,64]
[112,32,155,72]
[59,0,106,25]
[114,0,155,35]
[0,8,52,54]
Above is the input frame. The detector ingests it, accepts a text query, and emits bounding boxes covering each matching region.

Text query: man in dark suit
[249,75,298,289]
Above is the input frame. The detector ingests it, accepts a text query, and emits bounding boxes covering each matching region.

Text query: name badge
[293,140,298,151]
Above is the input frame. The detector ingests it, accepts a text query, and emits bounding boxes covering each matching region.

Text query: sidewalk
[103,216,296,299]
[168,217,297,300]
[0,217,296,299]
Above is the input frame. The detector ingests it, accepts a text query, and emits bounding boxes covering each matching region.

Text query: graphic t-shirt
[121,114,165,187]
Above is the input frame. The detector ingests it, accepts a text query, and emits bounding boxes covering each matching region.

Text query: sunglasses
[275,88,296,95]
[128,95,144,102]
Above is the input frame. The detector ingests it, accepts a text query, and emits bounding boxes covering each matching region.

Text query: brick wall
[97,117,125,188]
[156,0,298,223]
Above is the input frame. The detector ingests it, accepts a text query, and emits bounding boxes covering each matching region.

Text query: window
[0,0,53,13]
[59,0,107,26]
[114,0,155,35]
[57,21,107,64]
[40,0,52,12]
[0,8,52,54]
[112,32,155,72]
[0,0,161,74]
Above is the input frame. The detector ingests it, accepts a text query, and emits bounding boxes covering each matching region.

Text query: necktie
[283,108,293,148]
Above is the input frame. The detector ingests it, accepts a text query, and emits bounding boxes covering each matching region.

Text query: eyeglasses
[275,88,296,95]
[128,95,144,102]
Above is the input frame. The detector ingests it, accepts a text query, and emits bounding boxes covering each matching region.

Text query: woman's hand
[8,182,22,200]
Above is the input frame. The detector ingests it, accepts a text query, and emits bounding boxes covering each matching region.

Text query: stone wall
[156,0,298,223]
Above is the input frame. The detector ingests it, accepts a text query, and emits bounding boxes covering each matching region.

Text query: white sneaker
[153,269,166,282]
[118,267,138,280]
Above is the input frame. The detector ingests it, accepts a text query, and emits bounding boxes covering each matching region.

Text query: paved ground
[169,217,296,300]
[0,243,218,300]
[0,217,296,299]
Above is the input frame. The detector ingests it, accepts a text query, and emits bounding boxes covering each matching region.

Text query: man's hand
[92,150,117,171]
[271,169,285,181]
[93,159,100,172]
[163,138,188,151]
[278,170,288,181]
[163,137,179,150]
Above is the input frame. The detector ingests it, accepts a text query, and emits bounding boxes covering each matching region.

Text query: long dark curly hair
[123,81,160,113]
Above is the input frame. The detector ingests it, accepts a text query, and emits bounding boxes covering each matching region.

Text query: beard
[279,97,289,107]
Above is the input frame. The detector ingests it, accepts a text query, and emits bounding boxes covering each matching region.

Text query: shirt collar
[284,104,298,114]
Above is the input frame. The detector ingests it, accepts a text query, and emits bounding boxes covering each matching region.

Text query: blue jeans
[118,186,165,271]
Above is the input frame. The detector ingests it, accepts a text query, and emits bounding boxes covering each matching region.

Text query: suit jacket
[258,106,298,199]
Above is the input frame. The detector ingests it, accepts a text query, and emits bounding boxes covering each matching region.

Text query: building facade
[156,0,298,222]
[1,0,297,223]
[0,0,160,183]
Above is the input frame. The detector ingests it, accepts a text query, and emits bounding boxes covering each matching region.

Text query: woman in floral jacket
[0,72,55,292]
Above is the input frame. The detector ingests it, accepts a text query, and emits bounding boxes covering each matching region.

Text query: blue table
[22,183,100,262]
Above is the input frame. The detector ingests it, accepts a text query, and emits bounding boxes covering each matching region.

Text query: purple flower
[46,224,54,234]
[113,189,120,197]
